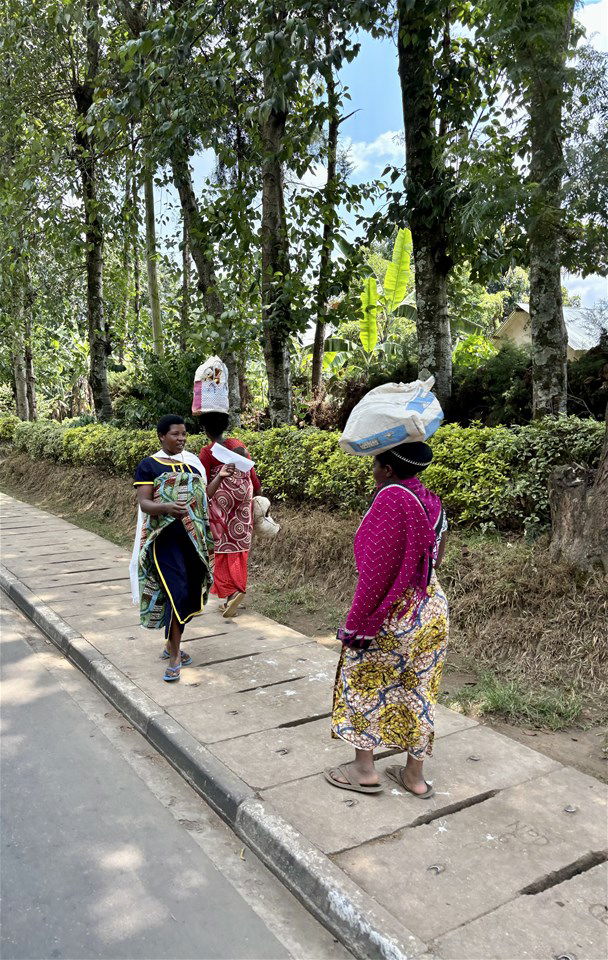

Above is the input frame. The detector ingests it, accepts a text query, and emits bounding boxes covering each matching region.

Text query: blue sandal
[163,664,181,682]
[160,650,193,666]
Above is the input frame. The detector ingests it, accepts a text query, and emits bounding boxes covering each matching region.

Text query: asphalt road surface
[0,596,350,960]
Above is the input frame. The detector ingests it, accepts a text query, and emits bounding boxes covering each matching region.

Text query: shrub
[0,414,19,443]
[12,420,65,461]
[111,354,201,430]
[0,414,603,530]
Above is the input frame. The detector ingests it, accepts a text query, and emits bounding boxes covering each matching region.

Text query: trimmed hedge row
[0,414,603,530]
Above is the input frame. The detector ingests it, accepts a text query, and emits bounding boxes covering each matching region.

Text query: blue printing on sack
[424,412,443,440]
[349,424,409,454]
[407,396,435,414]
[348,411,443,453]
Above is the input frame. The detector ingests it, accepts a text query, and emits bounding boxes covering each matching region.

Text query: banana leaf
[383,228,413,314]
[359,276,378,353]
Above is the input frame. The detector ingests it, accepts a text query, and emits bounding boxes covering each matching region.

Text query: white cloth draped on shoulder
[129,449,206,605]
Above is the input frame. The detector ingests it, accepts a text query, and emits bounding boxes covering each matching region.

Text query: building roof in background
[505,302,599,352]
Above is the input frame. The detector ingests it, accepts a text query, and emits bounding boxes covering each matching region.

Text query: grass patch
[251,583,344,632]
[443,673,584,731]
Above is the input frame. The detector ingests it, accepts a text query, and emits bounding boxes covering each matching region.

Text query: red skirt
[211,552,248,599]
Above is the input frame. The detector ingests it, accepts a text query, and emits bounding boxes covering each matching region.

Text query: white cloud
[299,163,328,190]
[563,271,608,307]
[578,0,607,52]
[343,130,404,176]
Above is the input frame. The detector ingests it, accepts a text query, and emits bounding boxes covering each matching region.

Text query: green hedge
[1,415,603,530]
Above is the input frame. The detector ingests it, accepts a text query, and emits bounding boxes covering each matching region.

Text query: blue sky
[157,0,607,306]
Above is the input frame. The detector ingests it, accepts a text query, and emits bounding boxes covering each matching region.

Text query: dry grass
[442,534,608,702]
[2,452,606,707]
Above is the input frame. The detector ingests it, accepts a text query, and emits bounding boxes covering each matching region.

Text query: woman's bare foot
[397,754,432,795]
[330,749,379,786]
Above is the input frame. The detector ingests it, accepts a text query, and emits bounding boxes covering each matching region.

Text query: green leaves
[382,227,413,313]
[359,275,378,353]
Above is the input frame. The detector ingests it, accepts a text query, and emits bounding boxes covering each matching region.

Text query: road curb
[1,562,426,960]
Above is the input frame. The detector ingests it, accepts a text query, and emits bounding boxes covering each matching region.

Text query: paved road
[0,597,350,960]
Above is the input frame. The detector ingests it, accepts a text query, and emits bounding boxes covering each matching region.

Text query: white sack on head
[192,356,229,414]
[339,377,443,456]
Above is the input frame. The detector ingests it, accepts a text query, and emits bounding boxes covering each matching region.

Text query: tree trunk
[412,241,451,402]
[397,0,452,407]
[170,153,224,320]
[73,0,113,421]
[144,166,164,357]
[526,0,574,418]
[311,25,339,398]
[131,150,141,328]
[24,313,37,420]
[171,153,246,424]
[225,353,242,426]
[180,218,190,350]
[12,334,29,421]
[260,72,292,425]
[549,406,608,572]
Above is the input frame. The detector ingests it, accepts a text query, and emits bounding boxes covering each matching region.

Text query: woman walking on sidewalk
[327,441,448,797]
[198,412,262,618]
[130,415,213,682]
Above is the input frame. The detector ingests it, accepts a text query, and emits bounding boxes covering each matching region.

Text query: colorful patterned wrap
[332,575,449,757]
[137,471,214,630]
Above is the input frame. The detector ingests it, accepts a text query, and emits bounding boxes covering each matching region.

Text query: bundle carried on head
[339,377,443,456]
[192,356,229,415]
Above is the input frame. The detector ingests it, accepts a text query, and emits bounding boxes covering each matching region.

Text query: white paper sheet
[211,442,255,473]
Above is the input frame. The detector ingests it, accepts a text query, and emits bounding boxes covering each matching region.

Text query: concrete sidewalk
[1,492,606,960]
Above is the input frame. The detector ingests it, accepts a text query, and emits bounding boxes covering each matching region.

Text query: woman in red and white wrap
[198,412,262,618]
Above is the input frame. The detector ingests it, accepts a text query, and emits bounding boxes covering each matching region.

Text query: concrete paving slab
[35,581,132,604]
[335,765,608,941]
[433,861,608,959]
[210,708,481,793]
[170,674,332,743]
[5,556,128,577]
[432,704,479,737]
[260,725,561,854]
[210,718,354,789]
[63,606,144,631]
[1,539,107,559]
[21,567,131,589]
[86,625,229,660]
[1,541,108,559]
[121,643,333,709]
[228,611,311,645]
[43,593,134,618]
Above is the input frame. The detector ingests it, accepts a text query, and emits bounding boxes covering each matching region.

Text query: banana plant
[321,227,416,374]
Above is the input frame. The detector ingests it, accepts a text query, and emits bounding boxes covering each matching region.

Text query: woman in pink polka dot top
[327,441,449,799]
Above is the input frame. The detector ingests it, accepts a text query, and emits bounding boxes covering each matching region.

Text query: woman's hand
[164,502,189,519]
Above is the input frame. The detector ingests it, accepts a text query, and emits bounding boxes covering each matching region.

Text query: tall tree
[259,38,293,424]
[71,0,113,419]
[311,21,340,397]
[180,218,190,350]
[143,165,164,356]
[519,0,575,416]
[396,0,452,405]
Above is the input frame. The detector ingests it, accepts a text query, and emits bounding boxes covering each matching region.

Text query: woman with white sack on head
[193,357,264,619]
[326,379,449,798]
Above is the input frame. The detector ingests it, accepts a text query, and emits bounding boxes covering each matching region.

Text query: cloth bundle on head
[339,377,443,456]
[192,356,229,415]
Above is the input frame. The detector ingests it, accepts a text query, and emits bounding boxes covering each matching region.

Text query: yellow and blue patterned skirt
[331,576,449,758]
